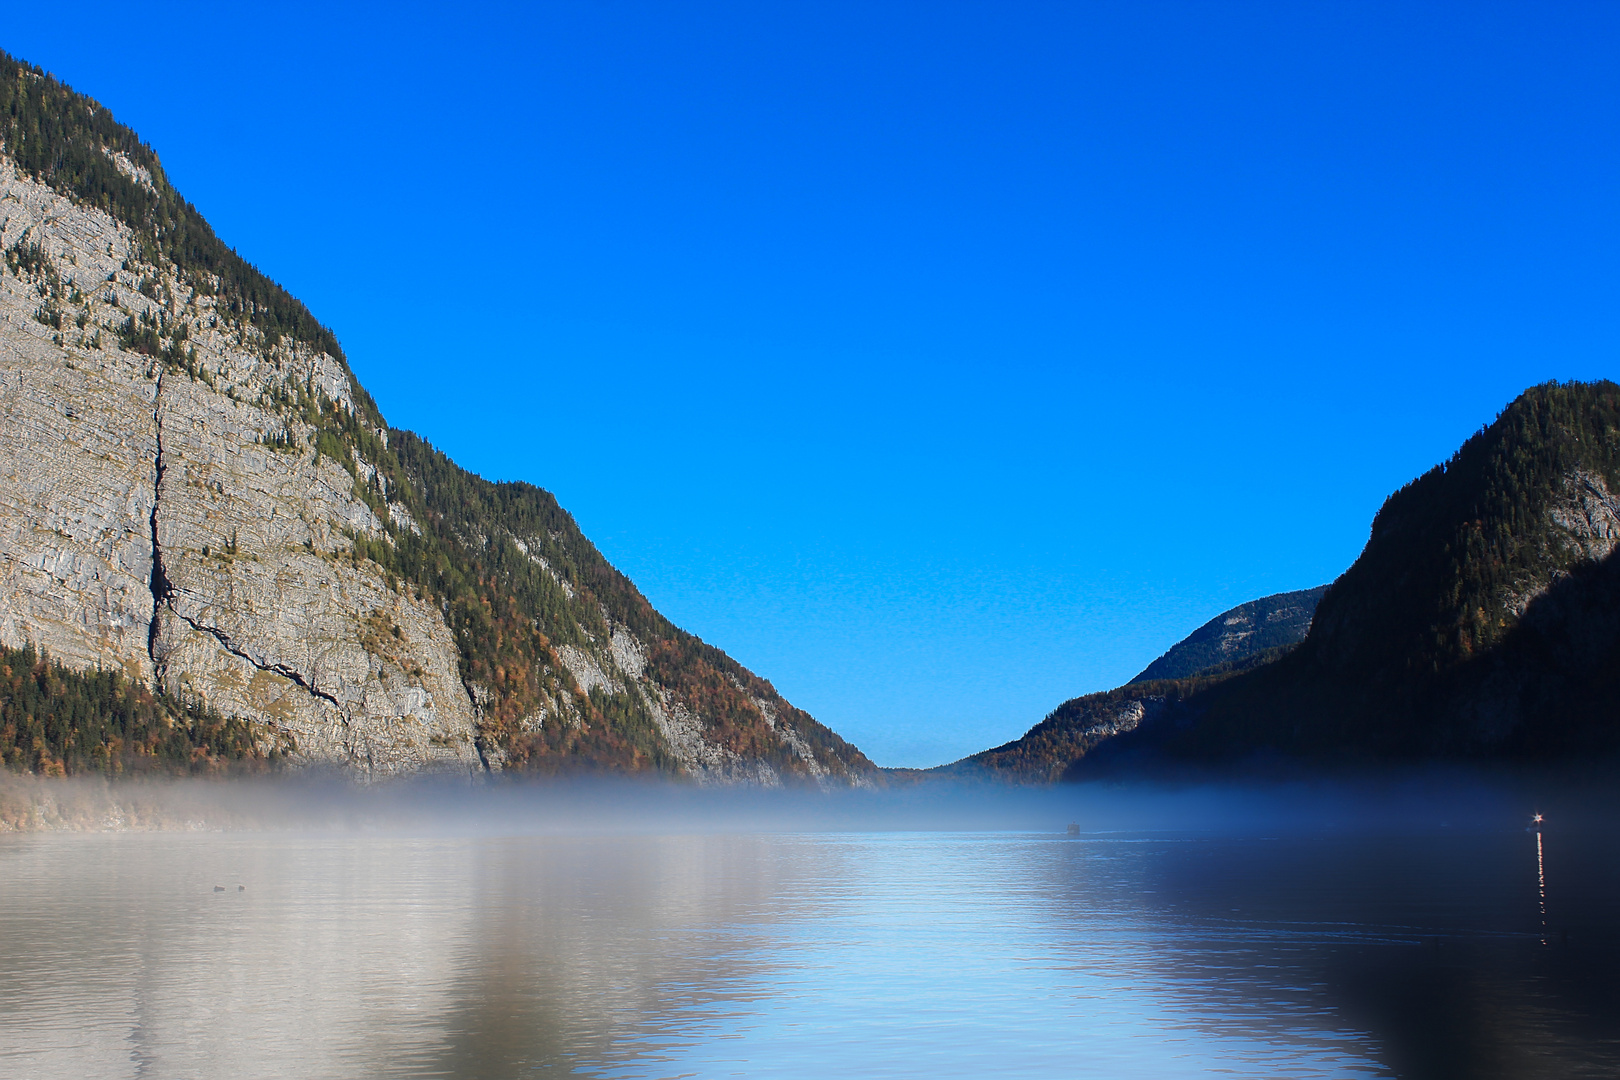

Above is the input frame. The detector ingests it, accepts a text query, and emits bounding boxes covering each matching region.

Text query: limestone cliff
[0,55,875,784]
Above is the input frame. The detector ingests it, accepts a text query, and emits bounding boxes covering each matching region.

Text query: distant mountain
[954,380,1620,780]
[0,51,875,784]
[1129,586,1327,684]
[936,588,1326,784]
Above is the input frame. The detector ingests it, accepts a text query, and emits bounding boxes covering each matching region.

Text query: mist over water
[2,771,1617,1079]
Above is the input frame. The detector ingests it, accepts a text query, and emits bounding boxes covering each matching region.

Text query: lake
[1,779,1617,1078]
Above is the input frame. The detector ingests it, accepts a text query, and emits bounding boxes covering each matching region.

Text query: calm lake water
[2,788,1618,1079]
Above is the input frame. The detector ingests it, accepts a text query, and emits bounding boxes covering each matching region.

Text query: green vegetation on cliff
[357,432,870,777]
[0,644,278,777]
[1187,379,1620,760]
[1302,380,1620,681]
[0,51,362,409]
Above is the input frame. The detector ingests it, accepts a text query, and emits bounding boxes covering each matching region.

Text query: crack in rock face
[146,375,346,723]
[174,611,344,712]
[146,372,171,663]
[0,159,483,778]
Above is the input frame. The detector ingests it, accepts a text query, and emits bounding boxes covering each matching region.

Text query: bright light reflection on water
[1,809,1617,1079]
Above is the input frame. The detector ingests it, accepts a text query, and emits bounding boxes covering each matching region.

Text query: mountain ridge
[1129,585,1328,684]
[956,380,1620,781]
[0,50,875,784]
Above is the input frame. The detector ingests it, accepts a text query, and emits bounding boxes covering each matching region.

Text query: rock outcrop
[0,158,480,776]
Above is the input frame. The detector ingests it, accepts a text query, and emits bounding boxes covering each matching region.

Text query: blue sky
[8,3,1616,765]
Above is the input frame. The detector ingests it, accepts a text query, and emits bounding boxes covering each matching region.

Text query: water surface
[2,802,1616,1078]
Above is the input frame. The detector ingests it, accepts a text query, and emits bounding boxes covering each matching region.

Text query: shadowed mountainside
[952,381,1620,781]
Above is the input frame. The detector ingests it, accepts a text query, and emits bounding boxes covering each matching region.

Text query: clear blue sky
[8,3,1616,766]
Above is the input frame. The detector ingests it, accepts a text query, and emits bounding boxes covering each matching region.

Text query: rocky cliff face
[0,157,481,775]
[1506,468,1619,615]
[0,57,875,784]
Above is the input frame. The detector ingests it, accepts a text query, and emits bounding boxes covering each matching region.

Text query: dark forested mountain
[0,50,874,783]
[1129,586,1327,684]
[955,381,1620,780]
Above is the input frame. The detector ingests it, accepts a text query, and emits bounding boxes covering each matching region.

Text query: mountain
[0,52,875,784]
[1128,585,1328,683]
[935,588,1327,784]
[954,380,1620,781]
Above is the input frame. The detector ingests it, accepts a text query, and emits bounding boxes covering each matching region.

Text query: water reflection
[419,835,818,1077]
[1535,814,1548,945]
[1,814,1617,1079]
[1059,828,1620,1080]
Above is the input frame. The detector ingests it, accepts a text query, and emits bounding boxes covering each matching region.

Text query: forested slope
[957,382,1620,780]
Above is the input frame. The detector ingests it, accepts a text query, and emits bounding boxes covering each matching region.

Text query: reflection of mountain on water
[0,833,838,1079]
[420,835,831,1077]
[2,794,1618,1079]
[1049,829,1620,1080]
[0,835,483,1077]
